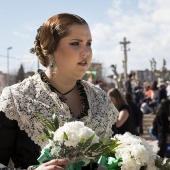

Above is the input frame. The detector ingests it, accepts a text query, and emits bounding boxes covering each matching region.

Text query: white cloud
[26,23,38,32]
[152,8,170,24]
[91,23,115,45]
[91,0,170,75]
[13,31,29,39]
[138,0,156,13]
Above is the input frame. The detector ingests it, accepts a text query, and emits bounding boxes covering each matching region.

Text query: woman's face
[110,96,117,106]
[53,24,92,81]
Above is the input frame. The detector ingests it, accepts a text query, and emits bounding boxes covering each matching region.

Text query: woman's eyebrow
[70,38,92,42]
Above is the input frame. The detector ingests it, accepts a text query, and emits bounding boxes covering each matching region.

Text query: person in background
[0,13,119,170]
[108,88,132,135]
[149,80,159,114]
[95,80,103,89]
[125,74,132,94]
[157,82,167,104]
[150,80,159,101]
[144,84,152,99]
[132,80,144,108]
[125,93,143,135]
[152,99,170,158]
[166,81,170,99]
[140,97,152,115]
[87,71,94,84]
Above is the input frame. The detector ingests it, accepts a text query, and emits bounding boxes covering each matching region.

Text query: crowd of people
[123,75,170,158]
[91,73,170,158]
[95,73,170,158]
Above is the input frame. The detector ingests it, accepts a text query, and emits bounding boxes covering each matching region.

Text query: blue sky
[1,0,170,76]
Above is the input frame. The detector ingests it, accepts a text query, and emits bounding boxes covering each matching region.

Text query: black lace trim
[38,69,89,119]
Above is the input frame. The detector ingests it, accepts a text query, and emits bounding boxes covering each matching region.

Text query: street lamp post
[7,46,12,86]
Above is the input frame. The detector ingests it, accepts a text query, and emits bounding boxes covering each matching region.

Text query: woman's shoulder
[0,73,41,111]
[80,80,107,97]
[119,104,130,112]
[81,79,119,113]
[80,80,114,105]
[81,80,119,138]
[12,72,40,90]
[1,73,40,95]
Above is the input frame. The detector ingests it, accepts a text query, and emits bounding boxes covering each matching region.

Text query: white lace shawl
[0,73,118,147]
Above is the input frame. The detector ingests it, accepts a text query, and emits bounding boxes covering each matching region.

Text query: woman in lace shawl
[0,13,118,169]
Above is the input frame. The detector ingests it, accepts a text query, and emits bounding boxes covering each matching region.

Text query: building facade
[0,71,35,94]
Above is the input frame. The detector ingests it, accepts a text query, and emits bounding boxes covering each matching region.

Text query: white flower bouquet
[32,108,170,170]
[39,121,100,165]
[33,108,118,170]
[112,132,158,170]
[98,132,170,170]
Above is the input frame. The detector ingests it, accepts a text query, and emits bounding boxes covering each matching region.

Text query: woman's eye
[87,42,92,47]
[70,42,79,46]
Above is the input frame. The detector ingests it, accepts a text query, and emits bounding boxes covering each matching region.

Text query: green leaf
[63,132,68,140]
[43,128,51,137]
[83,133,95,148]
[85,142,102,152]
[51,107,59,130]
[155,157,170,170]
[90,138,120,158]
[38,135,52,141]
[78,138,85,146]
[101,136,108,143]
[36,113,56,132]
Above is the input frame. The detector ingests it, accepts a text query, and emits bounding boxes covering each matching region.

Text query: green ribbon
[98,156,122,170]
[37,148,85,170]
[37,148,55,164]
[66,161,85,170]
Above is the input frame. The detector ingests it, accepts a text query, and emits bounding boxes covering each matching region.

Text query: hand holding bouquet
[34,108,119,170]
[38,121,100,166]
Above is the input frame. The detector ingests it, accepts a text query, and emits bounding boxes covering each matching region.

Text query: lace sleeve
[103,92,119,137]
[0,87,18,121]
[82,80,119,139]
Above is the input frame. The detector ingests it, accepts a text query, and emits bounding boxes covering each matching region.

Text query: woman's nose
[81,46,91,56]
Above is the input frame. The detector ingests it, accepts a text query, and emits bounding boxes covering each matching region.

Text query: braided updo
[31,13,88,67]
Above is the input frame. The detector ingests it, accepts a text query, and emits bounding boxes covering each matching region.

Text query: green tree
[16,64,25,82]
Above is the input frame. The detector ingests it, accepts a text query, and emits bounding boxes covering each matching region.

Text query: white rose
[53,121,99,147]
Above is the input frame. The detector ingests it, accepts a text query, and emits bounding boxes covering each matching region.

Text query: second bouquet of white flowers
[112,132,158,170]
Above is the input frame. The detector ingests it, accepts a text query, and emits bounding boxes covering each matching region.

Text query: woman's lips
[78,61,87,66]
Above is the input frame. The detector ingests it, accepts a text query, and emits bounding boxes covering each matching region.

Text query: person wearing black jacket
[125,93,143,135]
[152,99,170,158]
[157,83,167,104]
